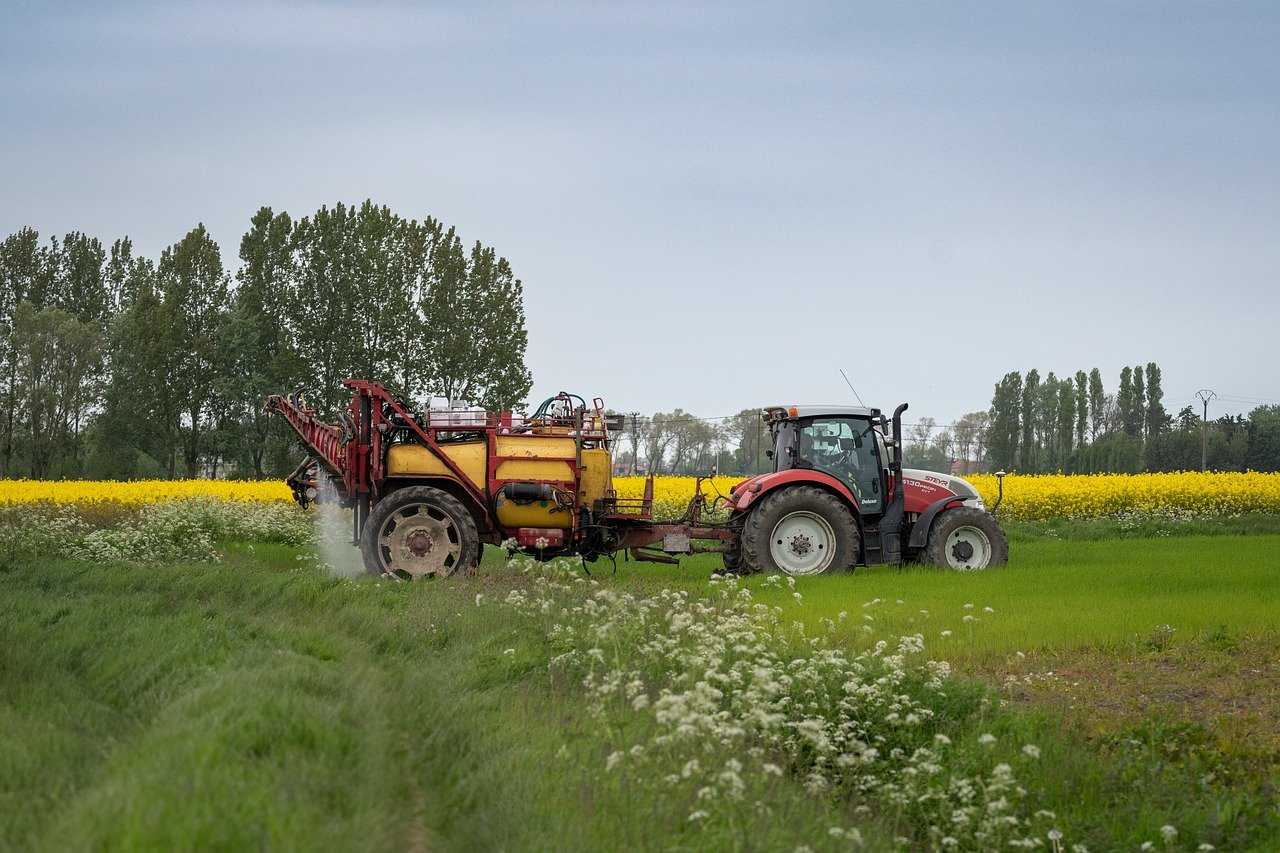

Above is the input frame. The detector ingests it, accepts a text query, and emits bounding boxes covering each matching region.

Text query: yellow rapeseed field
[964,471,1280,522]
[0,479,292,506]
[2,472,1278,522]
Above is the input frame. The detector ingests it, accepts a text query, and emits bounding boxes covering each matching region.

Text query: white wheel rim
[377,502,461,578]
[944,525,992,570]
[769,511,836,575]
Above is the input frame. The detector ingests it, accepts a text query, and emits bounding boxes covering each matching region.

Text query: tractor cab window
[795,418,883,511]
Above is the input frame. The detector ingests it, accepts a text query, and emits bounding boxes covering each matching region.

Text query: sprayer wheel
[360,486,479,580]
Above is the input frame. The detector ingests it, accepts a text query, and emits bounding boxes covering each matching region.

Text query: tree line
[0,202,533,480]
[984,364,1280,473]
[608,362,1280,477]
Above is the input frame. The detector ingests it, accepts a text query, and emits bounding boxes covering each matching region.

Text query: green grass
[2,534,1278,851]
[497,534,1280,662]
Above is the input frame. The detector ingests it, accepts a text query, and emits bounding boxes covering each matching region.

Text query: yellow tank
[385,433,615,532]
[385,441,487,490]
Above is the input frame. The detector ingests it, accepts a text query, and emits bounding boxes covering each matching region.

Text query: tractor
[267,382,1007,578]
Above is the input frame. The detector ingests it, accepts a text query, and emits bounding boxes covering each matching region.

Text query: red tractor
[268,384,1007,577]
[722,404,1007,574]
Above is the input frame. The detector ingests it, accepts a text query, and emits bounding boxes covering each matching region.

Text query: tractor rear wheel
[740,486,859,576]
[360,485,480,579]
[924,507,1008,571]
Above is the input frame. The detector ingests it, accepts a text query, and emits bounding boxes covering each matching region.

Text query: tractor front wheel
[740,486,859,576]
[360,485,480,579]
[924,507,1008,571]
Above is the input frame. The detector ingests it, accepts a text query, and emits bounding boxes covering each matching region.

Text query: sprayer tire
[360,485,480,579]
[740,485,859,576]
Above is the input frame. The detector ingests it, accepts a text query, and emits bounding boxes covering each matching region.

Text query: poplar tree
[1117,367,1134,438]
[1144,362,1167,440]
[1088,368,1105,441]
[986,372,1022,470]
[1130,365,1146,439]
[1056,380,1075,468]
[1020,369,1040,470]
[1074,370,1088,449]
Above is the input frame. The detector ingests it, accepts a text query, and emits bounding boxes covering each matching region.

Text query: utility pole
[629,413,640,475]
[1194,389,1216,471]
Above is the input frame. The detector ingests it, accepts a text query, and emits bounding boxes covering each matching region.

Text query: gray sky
[3,1,1278,427]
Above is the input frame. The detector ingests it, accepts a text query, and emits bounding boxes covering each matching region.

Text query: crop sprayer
[266,381,1008,579]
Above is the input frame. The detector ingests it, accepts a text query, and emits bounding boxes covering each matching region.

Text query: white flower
[606,750,623,771]
[474,593,484,606]
[762,763,783,776]
[963,602,974,610]
[1022,744,1041,759]
[940,630,953,638]
[1160,825,1177,843]
[984,606,995,613]
[979,733,997,746]
[1048,829,1062,841]
[687,809,709,822]
[503,648,515,655]
[1197,845,1214,852]
[934,734,952,746]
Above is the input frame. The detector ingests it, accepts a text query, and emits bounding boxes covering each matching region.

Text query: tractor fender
[907,494,969,549]
[727,469,860,515]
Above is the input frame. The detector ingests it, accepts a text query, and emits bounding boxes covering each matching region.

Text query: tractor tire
[722,518,744,575]
[359,485,480,580]
[924,507,1008,571]
[740,486,859,576]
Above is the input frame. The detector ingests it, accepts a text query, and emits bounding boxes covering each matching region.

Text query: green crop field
[2,532,1279,852]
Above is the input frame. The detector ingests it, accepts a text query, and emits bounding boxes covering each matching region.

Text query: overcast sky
[3,1,1278,427]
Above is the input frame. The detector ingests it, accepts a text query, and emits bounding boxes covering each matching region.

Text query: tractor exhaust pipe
[880,403,909,565]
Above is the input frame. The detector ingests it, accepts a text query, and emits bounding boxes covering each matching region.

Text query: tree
[1074,370,1088,449]
[986,372,1022,470]
[1020,369,1040,470]
[1245,406,1280,472]
[1037,373,1060,469]
[224,207,301,477]
[1088,368,1105,441]
[909,417,936,453]
[156,224,231,476]
[642,413,676,473]
[1055,380,1075,469]
[1144,361,1168,440]
[1116,367,1135,438]
[10,302,105,476]
[423,239,533,410]
[0,228,42,476]
[1129,365,1146,439]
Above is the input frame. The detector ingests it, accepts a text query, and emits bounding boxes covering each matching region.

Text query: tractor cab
[764,405,890,516]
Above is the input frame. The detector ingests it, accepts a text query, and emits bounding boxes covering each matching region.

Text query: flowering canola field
[963,471,1280,522]
[2,472,1279,523]
[614,472,1280,523]
[0,479,292,506]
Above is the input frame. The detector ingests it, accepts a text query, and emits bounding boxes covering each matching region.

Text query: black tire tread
[923,506,1009,569]
[739,485,860,575]
[359,485,481,578]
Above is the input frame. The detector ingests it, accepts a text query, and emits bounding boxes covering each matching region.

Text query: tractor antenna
[839,369,866,407]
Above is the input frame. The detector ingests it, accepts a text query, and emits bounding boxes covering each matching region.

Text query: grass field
[2,532,1278,851]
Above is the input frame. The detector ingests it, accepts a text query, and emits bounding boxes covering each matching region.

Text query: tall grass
[2,534,1277,850]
